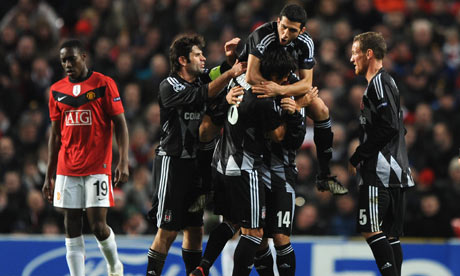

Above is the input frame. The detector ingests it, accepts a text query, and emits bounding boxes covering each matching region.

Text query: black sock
[275,243,296,276]
[147,248,167,276]
[254,246,274,276]
[388,238,403,276]
[366,233,397,276]
[314,118,333,176]
[200,222,236,273]
[233,234,262,276]
[182,248,202,275]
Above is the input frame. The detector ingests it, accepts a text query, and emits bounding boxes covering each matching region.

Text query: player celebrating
[190,45,309,276]
[239,3,347,194]
[349,32,415,276]
[43,39,129,276]
[145,34,245,276]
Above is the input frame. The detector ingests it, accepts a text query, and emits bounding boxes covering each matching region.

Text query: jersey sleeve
[159,77,208,108]
[48,87,61,121]
[349,75,399,166]
[297,33,316,70]
[103,76,125,116]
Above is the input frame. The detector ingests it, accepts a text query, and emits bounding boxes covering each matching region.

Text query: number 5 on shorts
[359,209,367,225]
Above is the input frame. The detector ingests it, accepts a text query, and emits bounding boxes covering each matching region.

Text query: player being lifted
[190,45,317,276]
[145,34,245,276]
[239,3,347,194]
[43,39,129,276]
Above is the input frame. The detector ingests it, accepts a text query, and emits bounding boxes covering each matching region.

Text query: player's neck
[178,70,196,83]
[69,67,90,83]
[365,60,383,83]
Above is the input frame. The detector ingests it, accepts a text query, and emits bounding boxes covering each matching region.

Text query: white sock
[96,227,122,272]
[65,236,85,276]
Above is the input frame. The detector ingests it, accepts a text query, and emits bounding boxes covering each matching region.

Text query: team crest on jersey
[65,110,92,126]
[72,85,81,96]
[164,210,172,223]
[86,91,96,100]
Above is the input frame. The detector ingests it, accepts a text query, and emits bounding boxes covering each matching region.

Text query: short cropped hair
[353,32,387,60]
[59,39,86,53]
[169,34,205,74]
[279,4,307,28]
[260,46,297,81]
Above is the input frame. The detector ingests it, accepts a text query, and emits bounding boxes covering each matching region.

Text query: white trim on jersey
[369,186,380,232]
[297,34,314,58]
[373,73,384,100]
[156,156,170,228]
[250,170,260,228]
[256,33,276,54]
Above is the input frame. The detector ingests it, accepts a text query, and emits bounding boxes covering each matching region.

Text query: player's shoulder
[160,75,187,93]
[50,77,69,90]
[296,32,314,48]
[250,22,277,41]
[91,71,115,84]
[370,69,396,100]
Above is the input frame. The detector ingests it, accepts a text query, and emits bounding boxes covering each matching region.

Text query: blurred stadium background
[0,0,460,275]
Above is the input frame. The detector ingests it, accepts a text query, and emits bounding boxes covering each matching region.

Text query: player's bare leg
[87,207,123,276]
[64,209,85,276]
[147,229,178,275]
[363,231,398,276]
[182,226,204,275]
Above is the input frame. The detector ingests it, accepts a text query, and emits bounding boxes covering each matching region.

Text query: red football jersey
[48,71,124,176]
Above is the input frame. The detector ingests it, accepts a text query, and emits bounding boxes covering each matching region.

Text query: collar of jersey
[68,70,93,83]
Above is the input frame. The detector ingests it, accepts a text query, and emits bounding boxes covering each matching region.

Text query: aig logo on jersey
[65,110,92,126]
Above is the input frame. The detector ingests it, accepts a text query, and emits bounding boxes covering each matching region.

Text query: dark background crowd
[0,0,460,239]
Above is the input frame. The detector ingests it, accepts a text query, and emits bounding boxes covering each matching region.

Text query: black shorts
[356,185,406,237]
[260,166,296,237]
[213,170,266,229]
[149,155,203,231]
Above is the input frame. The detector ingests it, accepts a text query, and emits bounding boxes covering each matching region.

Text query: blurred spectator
[328,194,357,236]
[123,165,153,214]
[406,193,454,237]
[292,203,327,235]
[0,136,20,178]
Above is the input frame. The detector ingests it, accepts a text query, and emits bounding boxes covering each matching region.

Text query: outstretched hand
[280,97,297,114]
[252,81,282,98]
[226,86,244,106]
[230,59,247,78]
[296,86,319,107]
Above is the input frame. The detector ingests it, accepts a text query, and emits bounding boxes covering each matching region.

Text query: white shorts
[54,174,114,209]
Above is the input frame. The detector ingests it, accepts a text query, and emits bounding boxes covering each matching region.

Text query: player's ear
[300,26,306,34]
[178,56,188,67]
[366,49,373,60]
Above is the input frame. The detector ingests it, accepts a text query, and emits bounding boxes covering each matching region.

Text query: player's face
[277,16,303,46]
[186,45,206,76]
[350,41,368,76]
[60,47,86,79]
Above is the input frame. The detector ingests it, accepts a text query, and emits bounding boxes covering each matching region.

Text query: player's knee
[310,99,329,121]
[273,233,290,247]
[90,221,109,240]
[361,231,382,240]
[156,228,179,247]
[241,227,263,238]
